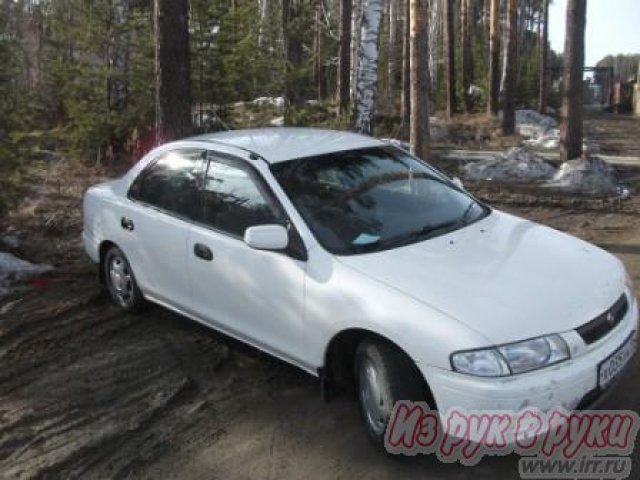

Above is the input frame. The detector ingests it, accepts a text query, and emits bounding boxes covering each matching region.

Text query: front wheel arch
[323,328,436,408]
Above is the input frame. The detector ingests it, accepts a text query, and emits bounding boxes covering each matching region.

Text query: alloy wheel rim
[109,256,133,307]
[359,358,389,435]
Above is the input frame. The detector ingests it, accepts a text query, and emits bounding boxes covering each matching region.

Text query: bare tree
[388,0,401,96]
[538,0,549,113]
[560,0,587,161]
[282,0,304,105]
[154,0,191,143]
[444,0,456,117]
[350,0,363,104]
[461,0,474,111]
[401,0,410,129]
[109,0,130,113]
[502,0,517,134]
[409,0,430,158]
[353,0,384,135]
[337,0,352,114]
[487,0,500,116]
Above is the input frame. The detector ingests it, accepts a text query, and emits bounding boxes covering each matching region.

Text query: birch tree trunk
[428,0,441,96]
[314,0,324,100]
[461,0,473,111]
[487,0,500,116]
[353,0,384,135]
[401,0,410,129]
[109,0,130,112]
[409,0,430,158]
[337,0,352,114]
[501,0,517,134]
[444,0,456,117]
[538,0,549,113]
[560,0,586,161]
[350,0,363,104]
[388,0,401,96]
[257,0,269,48]
[154,0,191,143]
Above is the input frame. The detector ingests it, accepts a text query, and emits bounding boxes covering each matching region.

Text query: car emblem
[606,312,615,325]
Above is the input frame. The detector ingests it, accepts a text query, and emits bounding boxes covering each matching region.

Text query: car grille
[576,294,629,345]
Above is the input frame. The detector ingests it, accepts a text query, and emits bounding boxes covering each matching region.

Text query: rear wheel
[355,339,430,445]
[104,246,146,313]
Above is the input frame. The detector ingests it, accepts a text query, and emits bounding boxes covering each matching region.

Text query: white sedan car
[83,128,638,444]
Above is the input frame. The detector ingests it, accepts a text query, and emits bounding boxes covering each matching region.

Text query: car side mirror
[451,177,464,190]
[244,224,289,251]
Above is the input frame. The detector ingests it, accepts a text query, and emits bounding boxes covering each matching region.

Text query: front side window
[129,149,204,219]
[271,146,489,255]
[201,157,283,237]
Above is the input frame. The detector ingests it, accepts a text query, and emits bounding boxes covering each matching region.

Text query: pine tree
[409,0,430,158]
[154,0,192,142]
[560,0,587,161]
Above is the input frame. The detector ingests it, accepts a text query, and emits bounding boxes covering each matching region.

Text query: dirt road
[2,135,640,479]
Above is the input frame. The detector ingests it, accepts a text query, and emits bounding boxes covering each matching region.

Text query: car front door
[121,148,205,310]
[187,152,309,369]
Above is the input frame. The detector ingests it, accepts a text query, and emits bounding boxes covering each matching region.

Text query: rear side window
[201,157,284,237]
[129,149,204,219]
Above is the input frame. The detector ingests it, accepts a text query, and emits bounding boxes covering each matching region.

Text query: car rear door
[187,151,310,369]
[120,148,205,311]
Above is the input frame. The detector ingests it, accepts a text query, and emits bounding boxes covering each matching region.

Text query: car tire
[103,246,146,314]
[355,338,430,446]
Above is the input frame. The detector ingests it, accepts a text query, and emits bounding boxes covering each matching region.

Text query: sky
[548,0,640,66]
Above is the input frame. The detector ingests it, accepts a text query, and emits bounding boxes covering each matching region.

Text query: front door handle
[121,217,134,231]
[194,243,213,261]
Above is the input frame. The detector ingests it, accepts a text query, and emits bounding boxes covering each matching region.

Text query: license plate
[598,333,636,389]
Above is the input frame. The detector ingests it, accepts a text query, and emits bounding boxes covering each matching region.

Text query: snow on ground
[269,116,285,127]
[523,128,561,149]
[547,157,625,195]
[462,147,557,182]
[252,96,286,109]
[381,118,450,150]
[515,109,558,139]
[0,252,53,298]
[1,235,20,248]
[523,128,602,153]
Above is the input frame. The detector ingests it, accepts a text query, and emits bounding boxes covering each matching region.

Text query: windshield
[271,146,489,255]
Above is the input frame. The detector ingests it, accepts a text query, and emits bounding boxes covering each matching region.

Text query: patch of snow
[380,138,411,152]
[523,128,601,154]
[546,157,624,195]
[430,117,449,141]
[515,110,558,138]
[252,96,286,109]
[269,116,285,127]
[0,252,53,298]
[1,235,20,248]
[462,147,557,182]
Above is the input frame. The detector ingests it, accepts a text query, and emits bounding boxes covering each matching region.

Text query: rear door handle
[121,217,134,231]
[194,243,213,261]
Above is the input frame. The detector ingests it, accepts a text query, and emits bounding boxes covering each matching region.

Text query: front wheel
[104,246,146,313]
[355,339,431,445]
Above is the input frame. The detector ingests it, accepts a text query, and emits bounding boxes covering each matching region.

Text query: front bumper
[421,294,639,422]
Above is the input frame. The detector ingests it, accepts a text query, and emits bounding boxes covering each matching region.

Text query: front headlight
[451,334,570,377]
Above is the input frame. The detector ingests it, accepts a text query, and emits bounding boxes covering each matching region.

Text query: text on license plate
[598,333,636,389]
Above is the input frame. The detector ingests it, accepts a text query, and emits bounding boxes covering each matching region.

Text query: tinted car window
[129,149,204,219]
[201,158,282,237]
[271,146,488,255]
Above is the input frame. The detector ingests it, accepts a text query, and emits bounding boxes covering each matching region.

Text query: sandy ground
[1,115,640,479]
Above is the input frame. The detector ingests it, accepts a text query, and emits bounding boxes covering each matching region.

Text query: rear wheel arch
[98,240,119,284]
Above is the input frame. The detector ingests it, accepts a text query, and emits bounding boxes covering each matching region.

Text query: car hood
[337,211,626,345]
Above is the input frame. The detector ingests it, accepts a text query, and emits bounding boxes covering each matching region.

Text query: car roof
[188,127,385,164]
